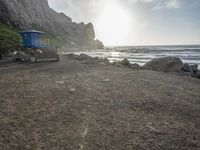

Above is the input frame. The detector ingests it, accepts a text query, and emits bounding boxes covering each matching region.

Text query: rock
[101,79,110,82]
[66,53,80,60]
[191,73,200,79]
[120,59,130,66]
[197,69,200,74]
[129,63,140,69]
[100,58,110,64]
[144,57,184,72]
[78,54,93,61]
[192,68,200,78]
[65,53,110,65]
[191,64,198,74]
[0,0,104,50]
[78,54,97,64]
[112,60,140,69]
[13,51,31,62]
[95,40,104,49]
[183,64,198,74]
[69,88,76,93]
[182,64,200,79]
[183,63,192,73]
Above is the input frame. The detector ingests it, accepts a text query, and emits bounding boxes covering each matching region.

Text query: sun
[94,0,132,46]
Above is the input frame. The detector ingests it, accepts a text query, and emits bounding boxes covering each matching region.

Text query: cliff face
[0,0,104,50]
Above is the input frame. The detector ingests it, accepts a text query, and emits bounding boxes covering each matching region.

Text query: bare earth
[0,55,200,150]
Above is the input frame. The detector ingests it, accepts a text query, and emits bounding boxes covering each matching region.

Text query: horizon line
[105,44,200,47]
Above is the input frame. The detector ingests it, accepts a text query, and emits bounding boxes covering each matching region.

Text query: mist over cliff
[0,0,103,50]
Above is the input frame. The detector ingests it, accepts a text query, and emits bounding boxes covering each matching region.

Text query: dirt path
[0,57,200,149]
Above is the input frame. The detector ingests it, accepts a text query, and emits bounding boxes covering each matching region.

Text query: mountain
[0,0,104,50]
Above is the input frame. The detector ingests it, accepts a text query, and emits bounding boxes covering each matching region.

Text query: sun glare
[95,1,132,46]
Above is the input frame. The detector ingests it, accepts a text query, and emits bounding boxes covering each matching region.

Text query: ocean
[72,45,200,67]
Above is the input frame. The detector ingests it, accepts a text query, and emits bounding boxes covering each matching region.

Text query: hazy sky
[48,0,200,46]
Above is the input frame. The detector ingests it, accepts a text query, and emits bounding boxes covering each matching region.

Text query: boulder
[192,73,200,79]
[197,69,200,74]
[65,53,80,60]
[112,60,141,69]
[120,59,130,66]
[65,53,110,64]
[129,63,140,69]
[183,63,192,73]
[78,54,94,61]
[183,64,198,74]
[144,57,184,72]
[13,51,31,62]
[191,64,198,74]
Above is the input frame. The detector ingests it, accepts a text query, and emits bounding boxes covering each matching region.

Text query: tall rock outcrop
[0,0,104,50]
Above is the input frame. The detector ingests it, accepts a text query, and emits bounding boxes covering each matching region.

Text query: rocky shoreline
[64,53,200,79]
[1,53,200,80]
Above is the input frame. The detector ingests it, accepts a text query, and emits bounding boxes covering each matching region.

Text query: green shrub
[0,23,20,55]
[0,22,64,56]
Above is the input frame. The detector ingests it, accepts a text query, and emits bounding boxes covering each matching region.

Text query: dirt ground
[0,55,200,150]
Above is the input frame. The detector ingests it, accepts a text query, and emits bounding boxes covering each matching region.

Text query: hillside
[0,0,103,51]
[0,23,70,56]
[0,23,20,55]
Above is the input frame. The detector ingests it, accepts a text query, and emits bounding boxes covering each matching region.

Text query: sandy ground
[0,55,200,150]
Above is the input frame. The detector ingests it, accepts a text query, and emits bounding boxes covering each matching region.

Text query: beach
[0,55,200,149]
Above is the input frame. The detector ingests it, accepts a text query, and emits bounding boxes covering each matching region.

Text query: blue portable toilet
[19,30,45,48]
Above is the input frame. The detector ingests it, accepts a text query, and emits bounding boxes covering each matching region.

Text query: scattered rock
[183,63,198,74]
[78,53,94,61]
[129,63,140,69]
[101,79,110,82]
[66,53,80,60]
[69,88,76,93]
[144,57,184,72]
[183,63,192,73]
[192,73,200,79]
[120,59,130,66]
[112,61,122,66]
[197,69,200,74]
[112,60,141,70]
[13,51,31,62]
[190,64,198,74]
[65,53,110,64]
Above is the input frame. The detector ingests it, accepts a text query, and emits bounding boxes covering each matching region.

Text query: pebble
[101,79,110,82]
[69,88,76,92]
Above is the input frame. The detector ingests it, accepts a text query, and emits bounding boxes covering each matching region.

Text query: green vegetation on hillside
[0,22,64,57]
[0,23,20,55]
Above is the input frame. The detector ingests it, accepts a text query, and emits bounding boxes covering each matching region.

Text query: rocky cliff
[0,0,104,50]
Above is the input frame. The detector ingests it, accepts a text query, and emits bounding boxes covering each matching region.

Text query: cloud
[153,0,181,9]
[167,0,180,8]
[140,0,154,2]
[117,0,182,10]
[129,0,181,9]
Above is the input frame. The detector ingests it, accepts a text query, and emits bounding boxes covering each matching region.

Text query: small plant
[0,23,20,56]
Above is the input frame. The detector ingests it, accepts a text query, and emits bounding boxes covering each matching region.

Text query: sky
[48,0,200,46]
